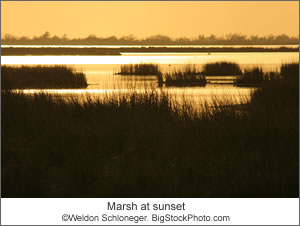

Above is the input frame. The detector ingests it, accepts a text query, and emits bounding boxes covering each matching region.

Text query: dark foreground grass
[157,65,206,87]
[2,63,298,197]
[235,63,298,86]
[116,63,161,75]
[1,65,88,89]
[281,62,299,79]
[234,67,279,86]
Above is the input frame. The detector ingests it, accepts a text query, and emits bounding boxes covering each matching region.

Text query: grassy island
[157,65,206,87]
[115,63,161,75]
[1,65,88,89]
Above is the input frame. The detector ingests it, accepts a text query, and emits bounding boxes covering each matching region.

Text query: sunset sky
[1,1,299,39]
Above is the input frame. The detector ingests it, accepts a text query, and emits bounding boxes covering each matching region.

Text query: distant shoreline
[1,47,121,56]
[1,46,298,56]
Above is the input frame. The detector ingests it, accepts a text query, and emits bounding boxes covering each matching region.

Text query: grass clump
[235,67,271,86]
[235,63,298,86]
[202,61,242,76]
[251,63,299,109]
[280,62,299,80]
[116,63,161,75]
[1,65,88,89]
[158,65,206,87]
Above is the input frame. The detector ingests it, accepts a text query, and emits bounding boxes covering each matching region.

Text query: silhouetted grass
[158,65,206,87]
[280,62,299,80]
[234,63,298,86]
[234,67,275,86]
[2,64,298,198]
[251,63,299,108]
[1,65,88,89]
[247,64,299,197]
[202,61,242,75]
[116,63,161,75]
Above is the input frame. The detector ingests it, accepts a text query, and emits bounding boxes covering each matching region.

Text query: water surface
[2,51,298,109]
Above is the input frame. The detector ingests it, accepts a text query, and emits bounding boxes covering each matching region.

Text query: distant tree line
[2,32,299,45]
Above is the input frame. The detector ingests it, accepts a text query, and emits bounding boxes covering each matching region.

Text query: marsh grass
[280,62,299,80]
[234,67,275,86]
[251,63,299,108]
[1,65,88,89]
[116,62,294,88]
[116,63,161,75]
[202,61,243,76]
[157,65,206,87]
[235,63,298,86]
[2,66,298,198]
[1,63,298,198]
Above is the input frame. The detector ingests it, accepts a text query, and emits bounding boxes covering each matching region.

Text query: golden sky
[1,1,299,38]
